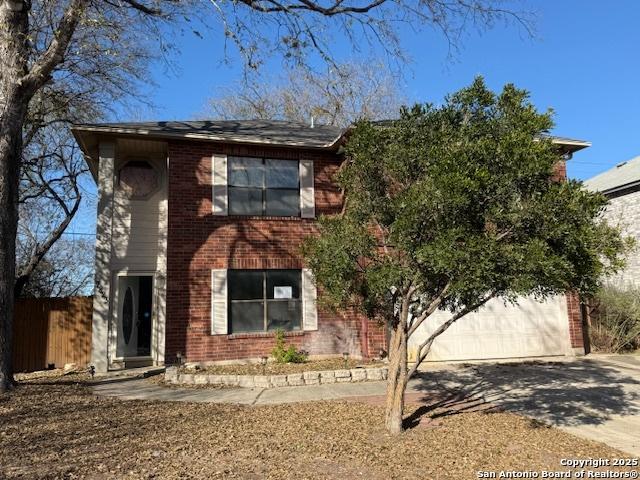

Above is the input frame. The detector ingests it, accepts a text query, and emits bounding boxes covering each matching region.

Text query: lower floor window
[228,269,302,333]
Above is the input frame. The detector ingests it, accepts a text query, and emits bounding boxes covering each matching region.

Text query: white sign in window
[274,286,293,299]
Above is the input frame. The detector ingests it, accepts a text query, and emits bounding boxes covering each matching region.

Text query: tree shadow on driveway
[405,359,640,429]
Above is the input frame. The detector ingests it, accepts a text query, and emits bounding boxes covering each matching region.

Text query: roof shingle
[72,120,345,149]
[583,155,640,194]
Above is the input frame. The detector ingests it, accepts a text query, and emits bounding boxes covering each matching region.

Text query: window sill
[226,330,305,340]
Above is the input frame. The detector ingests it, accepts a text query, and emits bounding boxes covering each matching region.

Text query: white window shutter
[212,154,228,215]
[211,269,228,335]
[302,268,318,331]
[299,159,315,218]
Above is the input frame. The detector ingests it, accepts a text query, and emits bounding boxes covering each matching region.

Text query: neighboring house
[584,155,640,286]
[72,121,590,371]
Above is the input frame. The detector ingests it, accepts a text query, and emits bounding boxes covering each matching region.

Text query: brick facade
[566,292,585,351]
[555,160,587,353]
[165,140,385,363]
[164,142,583,364]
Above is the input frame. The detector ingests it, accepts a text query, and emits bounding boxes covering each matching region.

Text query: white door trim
[109,269,158,367]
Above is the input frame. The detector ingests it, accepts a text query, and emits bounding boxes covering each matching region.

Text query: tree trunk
[384,321,408,434]
[0,0,31,393]
[384,292,411,434]
[0,118,23,392]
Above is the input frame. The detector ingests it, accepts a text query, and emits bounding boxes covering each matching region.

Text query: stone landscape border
[165,366,389,388]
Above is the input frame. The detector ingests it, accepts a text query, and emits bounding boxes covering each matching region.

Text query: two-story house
[72,120,590,372]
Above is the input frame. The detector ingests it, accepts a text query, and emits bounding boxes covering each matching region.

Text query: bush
[589,285,640,353]
[271,329,308,364]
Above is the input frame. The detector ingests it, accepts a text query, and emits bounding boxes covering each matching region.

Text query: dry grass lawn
[0,381,635,479]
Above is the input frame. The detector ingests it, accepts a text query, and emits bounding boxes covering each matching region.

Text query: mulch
[0,380,636,479]
[186,358,385,376]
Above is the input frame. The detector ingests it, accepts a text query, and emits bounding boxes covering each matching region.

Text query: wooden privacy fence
[13,296,93,373]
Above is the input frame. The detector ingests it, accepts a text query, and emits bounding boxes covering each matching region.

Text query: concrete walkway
[93,355,640,456]
[586,353,640,371]
[93,376,392,405]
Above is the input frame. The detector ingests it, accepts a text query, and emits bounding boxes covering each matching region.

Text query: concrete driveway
[409,356,640,455]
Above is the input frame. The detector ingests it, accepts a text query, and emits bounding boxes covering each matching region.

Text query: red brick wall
[555,158,586,352]
[165,140,385,363]
[566,292,585,351]
[552,159,567,182]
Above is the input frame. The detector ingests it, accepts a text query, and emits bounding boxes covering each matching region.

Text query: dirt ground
[0,380,636,480]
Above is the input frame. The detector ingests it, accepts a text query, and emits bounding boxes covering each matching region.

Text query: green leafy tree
[302,77,630,434]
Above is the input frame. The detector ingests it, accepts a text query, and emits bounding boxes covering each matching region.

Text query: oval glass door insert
[122,287,134,345]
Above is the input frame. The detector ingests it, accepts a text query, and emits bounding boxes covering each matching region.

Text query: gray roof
[72,120,345,149]
[73,119,590,153]
[583,155,640,194]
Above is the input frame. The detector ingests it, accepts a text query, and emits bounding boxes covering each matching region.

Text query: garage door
[408,296,572,362]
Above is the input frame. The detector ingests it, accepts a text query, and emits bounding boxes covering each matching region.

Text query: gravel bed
[0,382,635,479]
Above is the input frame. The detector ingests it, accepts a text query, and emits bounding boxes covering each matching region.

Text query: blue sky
[71,0,640,234]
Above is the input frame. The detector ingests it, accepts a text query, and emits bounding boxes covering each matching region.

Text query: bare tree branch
[16,133,87,298]
[407,291,497,378]
[406,281,451,337]
[237,0,387,15]
[106,0,166,16]
[22,0,89,95]
[204,60,406,127]
[15,193,81,298]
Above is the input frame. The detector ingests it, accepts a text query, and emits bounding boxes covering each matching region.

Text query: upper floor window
[228,157,300,216]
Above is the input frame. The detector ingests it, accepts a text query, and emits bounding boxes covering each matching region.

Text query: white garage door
[408,296,573,362]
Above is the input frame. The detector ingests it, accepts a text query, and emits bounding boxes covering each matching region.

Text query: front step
[124,357,153,369]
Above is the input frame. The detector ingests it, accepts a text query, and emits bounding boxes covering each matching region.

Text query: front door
[116,275,153,359]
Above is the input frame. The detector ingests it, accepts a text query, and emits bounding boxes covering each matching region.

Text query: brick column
[566,292,586,355]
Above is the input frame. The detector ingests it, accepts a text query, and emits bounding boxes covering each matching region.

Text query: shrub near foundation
[271,329,308,364]
[590,285,640,353]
